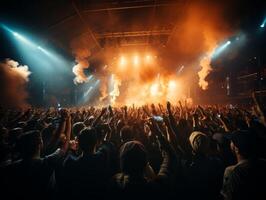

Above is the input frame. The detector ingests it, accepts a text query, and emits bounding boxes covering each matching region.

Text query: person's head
[120,140,148,176]
[72,122,85,138]
[84,116,95,126]
[120,126,134,143]
[17,130,43,159]
[78,127,97,153]
[189,131,210,155]
[229,130,257,160]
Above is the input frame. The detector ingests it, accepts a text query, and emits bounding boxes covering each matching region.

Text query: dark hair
[231,130,257,158]
[120,141,148,175]
[72,122,86,138]
[17,130,42,159]
[120,126,134,142]
[78,127,97,153]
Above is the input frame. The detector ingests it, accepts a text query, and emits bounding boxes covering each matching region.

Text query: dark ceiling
[0,0,266,58]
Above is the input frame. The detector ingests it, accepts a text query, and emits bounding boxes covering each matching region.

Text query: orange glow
[119,56,127,68]
[145,54,152,63]
[133,55,140,66]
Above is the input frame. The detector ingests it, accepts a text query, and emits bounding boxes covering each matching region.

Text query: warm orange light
[119,56,126,66]
[133,55,139,65]
[150,83,159,96]
[168,80,176,90]
[145,54,151,63]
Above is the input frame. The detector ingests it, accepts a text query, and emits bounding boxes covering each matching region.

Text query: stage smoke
[71,36,91,84]
[69,1,236,105]
[0,59,31,108]
[109,75,121,105]
[164,1,233,90]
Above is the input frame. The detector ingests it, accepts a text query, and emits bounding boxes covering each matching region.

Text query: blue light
[81,79,100,104]
[12,31,36,48]
[260,18,266,28]
[212,40,231,58]
[1,24,73,76]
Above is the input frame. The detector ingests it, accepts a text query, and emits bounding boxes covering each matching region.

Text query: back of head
[73,122,85,138]
[120,126,134,142]
[78,127,97,153]
[189,131,210,155]
[230,130,257,159]
[17,130,42,159]
[120,140,147,176]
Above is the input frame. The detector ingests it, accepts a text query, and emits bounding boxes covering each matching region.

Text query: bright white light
[12,31,36,48]
[150,83,158,96]
[119,56,126,66]
[168,80,176,90]
[13,32,19,36]
[260,18,266,28]
[37,46,51,56]
[133,55,139,65]
[145,54,152,63]
[212,40,231,58]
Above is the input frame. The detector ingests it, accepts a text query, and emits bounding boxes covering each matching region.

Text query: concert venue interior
[0,1,266,199]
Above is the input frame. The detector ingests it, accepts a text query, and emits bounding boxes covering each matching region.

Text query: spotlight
[145,54,152,63]
[150,83,159,96]
[260,18,266,28]
[84,86,93,97]
[119,56,126,66]
[168,80,176,90]
[12,31,36,47]
[37,46,51,56]
[212,40,231,58]
[86,75,93,82]
[133,55,139,66]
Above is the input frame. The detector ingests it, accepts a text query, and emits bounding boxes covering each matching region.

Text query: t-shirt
[181,155,224,200]
[222,159,266,200]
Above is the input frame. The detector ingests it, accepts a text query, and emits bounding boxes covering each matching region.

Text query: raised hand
[166,101,171,112]
[100,107,107,115]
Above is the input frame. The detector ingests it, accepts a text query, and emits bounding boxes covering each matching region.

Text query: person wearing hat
[222,130,266,200]
[181,131,224,200]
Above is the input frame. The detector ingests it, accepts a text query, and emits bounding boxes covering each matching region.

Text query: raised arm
[149,119,178,179]
[92,107,107,127]
[252,91,266,126]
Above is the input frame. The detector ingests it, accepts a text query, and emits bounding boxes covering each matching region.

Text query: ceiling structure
[41,0,189,54]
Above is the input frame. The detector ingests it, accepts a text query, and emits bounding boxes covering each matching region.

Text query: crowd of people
[0,93,266,200]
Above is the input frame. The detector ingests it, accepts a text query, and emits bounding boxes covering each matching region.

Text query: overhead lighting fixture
[260,17,266,28]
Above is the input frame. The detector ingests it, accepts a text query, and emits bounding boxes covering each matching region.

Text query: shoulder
[63,154,79,167]
[224,165,236,177]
